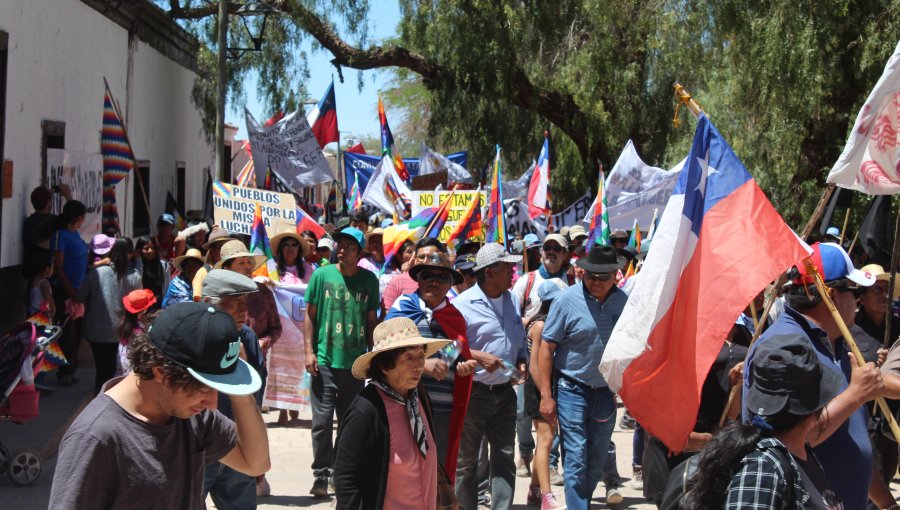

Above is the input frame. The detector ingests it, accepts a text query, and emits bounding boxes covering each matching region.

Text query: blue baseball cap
[825,226,840,237]
[795,242,875,287]
[537,279,566,303]
[333,226,366,250]
[523,233,541,249]
[158,213,176,225]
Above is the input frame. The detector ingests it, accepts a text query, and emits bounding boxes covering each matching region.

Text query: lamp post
[215,1,278,182]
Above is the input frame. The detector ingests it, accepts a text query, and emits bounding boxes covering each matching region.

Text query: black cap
[747,334,843,417]
[149,302,261,395]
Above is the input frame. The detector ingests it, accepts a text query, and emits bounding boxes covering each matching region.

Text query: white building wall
[0,0,212,268]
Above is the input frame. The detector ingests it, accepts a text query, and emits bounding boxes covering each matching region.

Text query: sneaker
[309,477,328,498]
[618,411,636,430]
[256,475,271,497]
[605,485,624,505]
[527,484,542,506]
[541,492,567,510]
[328,475,336,493]
[631,466,643,491]
[549,468,564,486]
[517,454,533,478]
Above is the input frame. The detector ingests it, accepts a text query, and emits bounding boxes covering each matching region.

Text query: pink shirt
[381,272,419,310]
[379,389,437,510]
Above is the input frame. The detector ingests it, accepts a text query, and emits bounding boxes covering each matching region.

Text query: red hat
[123,289,157,314]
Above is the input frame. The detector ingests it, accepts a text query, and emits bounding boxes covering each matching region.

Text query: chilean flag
[527,135,551,218]
[599,115,808,452]
[296,206,326,240]
[307,81,339,149]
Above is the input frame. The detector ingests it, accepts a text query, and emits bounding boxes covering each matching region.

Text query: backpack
[659,443,795,510]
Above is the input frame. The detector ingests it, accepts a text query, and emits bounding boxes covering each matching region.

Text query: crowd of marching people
[25,182,900,510]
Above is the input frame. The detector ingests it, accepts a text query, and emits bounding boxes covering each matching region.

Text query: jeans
[516,383,535,458]
[633,423,645,468]
[455,383,517,510]
[556,378,617,510]
[549,433,561,470]
[602,440,620,486]
[310,366,363,479]
[203,462,257,510]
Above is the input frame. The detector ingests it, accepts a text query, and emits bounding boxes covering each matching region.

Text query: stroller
[0,320,62,486]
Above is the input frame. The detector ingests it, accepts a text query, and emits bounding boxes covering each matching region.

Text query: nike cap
[149,302,261,395]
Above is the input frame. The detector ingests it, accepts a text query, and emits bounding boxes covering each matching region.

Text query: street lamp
[215,1,277,182]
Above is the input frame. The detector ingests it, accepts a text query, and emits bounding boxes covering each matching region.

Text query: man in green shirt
[304,226,378,498]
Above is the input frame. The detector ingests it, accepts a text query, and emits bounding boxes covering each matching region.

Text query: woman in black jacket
[333,317,450,510]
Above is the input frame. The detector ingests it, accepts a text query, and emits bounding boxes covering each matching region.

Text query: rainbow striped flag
[39,341,69,374]
[378,94,409,182]
[447,186,484,250]
[425,186,458,239]
[249,203,280,282]
[213,181,233,198]
[235,142,256,187]
[484,146,506,248]
[346,169,362,210]
[382,207,438,271]
[586,167,610,248]
[101,85,136,234]
[628,219,642,253]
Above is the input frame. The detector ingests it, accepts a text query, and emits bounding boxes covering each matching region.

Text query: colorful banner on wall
[47,149,103,242]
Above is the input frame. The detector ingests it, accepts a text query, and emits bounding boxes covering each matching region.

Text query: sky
[225,3,402,144]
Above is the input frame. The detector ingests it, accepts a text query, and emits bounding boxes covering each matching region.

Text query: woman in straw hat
[268,225,316,425]
[161,248,204,308]
[333,318,449,510]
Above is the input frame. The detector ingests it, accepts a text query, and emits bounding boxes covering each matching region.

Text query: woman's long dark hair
[108,237,134,281]
[135,236,164,298]
[276,235,306,279]
[390,240,415,271]
[681,412,810,509]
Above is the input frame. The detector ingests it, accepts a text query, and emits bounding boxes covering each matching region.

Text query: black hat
[746,334,843,418]
[149,302,261,395]
[576,245,624,273]
[409,252,464,285]
[454,253,478,273]
[617,245,638,262]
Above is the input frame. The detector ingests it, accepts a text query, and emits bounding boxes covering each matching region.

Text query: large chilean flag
[599,115,808,452]
[307,81,339,149]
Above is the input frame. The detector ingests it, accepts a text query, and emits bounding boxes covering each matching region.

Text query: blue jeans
[556,378,617,510]
[203,462,257,510]
[455,383,517,510]
[516,383,535,457]
[633,423,645,468]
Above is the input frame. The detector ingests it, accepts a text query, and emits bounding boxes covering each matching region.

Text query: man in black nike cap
[50,302,270,510]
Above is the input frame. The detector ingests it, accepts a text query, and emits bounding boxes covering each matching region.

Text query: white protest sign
[603,140,681,230]
[245,108,334,192]
[503,199,543,240]
[47,149,103,242]
[212,182,297,236]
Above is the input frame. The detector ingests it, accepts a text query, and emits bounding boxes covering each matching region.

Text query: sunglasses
[418,271,452,284]
[584,272,614,281]
[543,245,566,253]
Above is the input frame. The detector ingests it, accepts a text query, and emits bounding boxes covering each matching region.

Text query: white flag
[361,156,412,216]
[827,41,900,195]
[419,143,473,183]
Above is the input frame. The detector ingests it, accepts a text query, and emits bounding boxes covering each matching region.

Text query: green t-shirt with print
[306,264,379,369]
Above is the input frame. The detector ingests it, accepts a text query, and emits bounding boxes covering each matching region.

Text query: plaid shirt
[725,437,809,510]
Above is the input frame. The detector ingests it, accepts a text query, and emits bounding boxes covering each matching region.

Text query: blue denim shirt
[542,283,627,388]
[453,283,528,385]
[743,306,872,510]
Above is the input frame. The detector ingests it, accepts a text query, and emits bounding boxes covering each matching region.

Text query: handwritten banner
[412,190,486,242]
[47,149,103,242]
[212,181,296,236]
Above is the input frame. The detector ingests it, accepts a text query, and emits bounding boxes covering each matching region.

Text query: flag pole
[803,258,900,442]
[839,207,852,245]
[424,183,460,236]
[103,77,153,235]
[884,206,900,348]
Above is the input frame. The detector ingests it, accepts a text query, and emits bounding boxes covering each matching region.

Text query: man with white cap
[452,243,528,510]
[49,302,270,509]
[511,233,570,323]
[743,242,889,510]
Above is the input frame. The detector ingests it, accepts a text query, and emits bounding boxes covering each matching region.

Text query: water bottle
[436,340,461,365]
[499,360,523,384]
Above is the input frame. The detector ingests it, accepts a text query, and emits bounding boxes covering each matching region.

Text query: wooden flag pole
[884,206,900,348]
[839,207,852,245]
[848,230,860,255]
[103,77,153,234]
[748,299,760,333]
[803,258,900,443]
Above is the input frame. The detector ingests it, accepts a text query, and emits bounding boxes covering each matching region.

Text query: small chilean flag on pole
[527,132,551,218]
[296,205,326,240]
[307,81,339,149]
[599,115,808,452]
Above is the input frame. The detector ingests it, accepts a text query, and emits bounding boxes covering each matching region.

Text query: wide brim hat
[861,264,900,298]
[172,248,206,272]
[202,226,232,250]
[746,334,843,418]
[123,288,157,314]
[214,240,266,270]
[90,234,114,255]
[409,252,464,285]
[351,317,450,379]
[270,224,309,258]
[576,245,625,273]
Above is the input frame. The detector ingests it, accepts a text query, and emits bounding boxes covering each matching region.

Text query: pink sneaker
[541,492,566,510]
[527,485,542,506]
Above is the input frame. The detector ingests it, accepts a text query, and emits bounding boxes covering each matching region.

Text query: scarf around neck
[370,379,428,459]
[538,264,566,280]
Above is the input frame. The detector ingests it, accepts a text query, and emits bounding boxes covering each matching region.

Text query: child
[116,289,157,376]
[28,252,56,318]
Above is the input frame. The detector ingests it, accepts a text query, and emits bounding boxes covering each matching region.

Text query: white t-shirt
[511,271,568,320]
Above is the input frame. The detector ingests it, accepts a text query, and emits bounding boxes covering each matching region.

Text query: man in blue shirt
[537,245,627,510]
[743,242,890,510]
[453,243,528,510]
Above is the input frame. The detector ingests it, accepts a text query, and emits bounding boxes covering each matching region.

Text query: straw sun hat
[270,223,309,258]
[172,248,205,272]
[214,240,266,270]
[351,318,450,380]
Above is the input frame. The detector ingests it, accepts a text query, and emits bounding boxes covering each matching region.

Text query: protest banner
[47,149,103,241]
[603,140,681,229]
[263,285,309,412]
[212,181,296,237]
[245,107,334,192]
[504,199,543,240]
[412,189,486,242]
[343,151,468,197]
